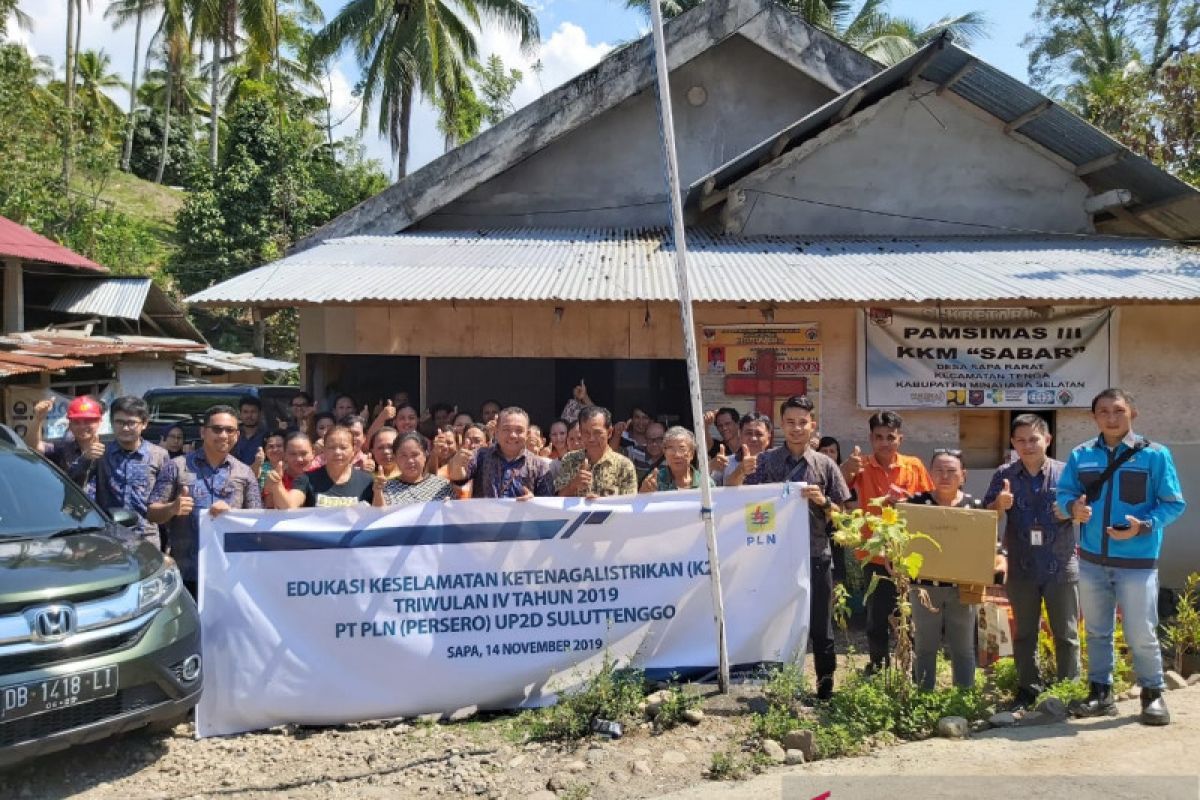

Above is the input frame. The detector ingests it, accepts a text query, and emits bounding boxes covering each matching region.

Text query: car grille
[0,623,149,675]
[0,585,127,617]
[0,685,169,748]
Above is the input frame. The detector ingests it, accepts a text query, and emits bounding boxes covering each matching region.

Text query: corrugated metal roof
[185,349,297,373]
[0,352,89,378]
[0,216,105,272]
[0,331,206,359]
[49,278,153,320]
[184,229,1200,306]
[686,37,1200,234]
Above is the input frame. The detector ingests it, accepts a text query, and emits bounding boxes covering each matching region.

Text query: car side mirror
[109,508,138,528]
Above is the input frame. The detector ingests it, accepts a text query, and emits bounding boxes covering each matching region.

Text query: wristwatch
[820,498,832,512]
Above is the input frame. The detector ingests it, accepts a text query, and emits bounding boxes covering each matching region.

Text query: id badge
[1030,528,1044,547]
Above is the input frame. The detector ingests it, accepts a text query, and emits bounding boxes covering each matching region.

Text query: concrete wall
[722,84,1094,237]
[419,35,836,230]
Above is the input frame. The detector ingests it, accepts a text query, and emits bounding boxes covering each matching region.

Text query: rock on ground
[936,717,969,738]
[761,739,787,763]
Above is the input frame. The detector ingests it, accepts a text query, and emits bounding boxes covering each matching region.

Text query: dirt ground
[2,635,1198,800]
[664,686,1200,800]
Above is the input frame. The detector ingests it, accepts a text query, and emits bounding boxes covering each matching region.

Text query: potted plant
[1164,572,1200,677]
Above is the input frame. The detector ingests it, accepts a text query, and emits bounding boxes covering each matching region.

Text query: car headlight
[139,557,183,614]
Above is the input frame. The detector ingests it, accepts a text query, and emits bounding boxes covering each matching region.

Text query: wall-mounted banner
[859,308,1114,409]
[701,324,822,427]
[196,486,811,738]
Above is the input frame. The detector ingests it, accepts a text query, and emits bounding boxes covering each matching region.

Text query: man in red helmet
[25,395,106,495]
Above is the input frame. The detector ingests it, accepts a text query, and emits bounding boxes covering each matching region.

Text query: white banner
[196,486,811,738]
[859,308,1114,409]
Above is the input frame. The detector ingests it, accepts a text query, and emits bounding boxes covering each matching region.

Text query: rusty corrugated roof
[0,331,206,360]
[0,351,90,378]
[0,216,105,272]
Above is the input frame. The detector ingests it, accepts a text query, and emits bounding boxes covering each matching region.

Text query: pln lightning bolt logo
[745,502,776,534]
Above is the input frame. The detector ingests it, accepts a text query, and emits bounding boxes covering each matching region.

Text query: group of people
[24,383,1185,727]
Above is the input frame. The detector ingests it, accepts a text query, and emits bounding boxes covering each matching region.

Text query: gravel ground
[0,686,752,800]
[15,624,1197,800]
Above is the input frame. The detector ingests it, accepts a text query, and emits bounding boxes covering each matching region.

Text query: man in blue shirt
[230,394,266,467]
[985,414,1078,711]
[1057,388,1186,725]
[150,405,262,598]
[95,396,175,548]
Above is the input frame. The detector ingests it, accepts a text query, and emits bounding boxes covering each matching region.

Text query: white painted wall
[117,359,177,399]
[723,83,1094,237]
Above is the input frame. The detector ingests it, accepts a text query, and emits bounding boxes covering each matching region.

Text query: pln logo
[745,502,776,535]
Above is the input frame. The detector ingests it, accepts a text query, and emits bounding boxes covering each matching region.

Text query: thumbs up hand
[996,478,1014,511]
[841,445,864,481]
[175,485,194,517]
[573,457,594,495]
[639,469,658,493]
[739,445,758,477]
[712,443,729,472]
[373,463,388,496]
[1070,494,1092,524]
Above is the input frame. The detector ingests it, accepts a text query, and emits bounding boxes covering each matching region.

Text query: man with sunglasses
[94,396,175,547]
[150,405,262,597]
[983,414,1078,712]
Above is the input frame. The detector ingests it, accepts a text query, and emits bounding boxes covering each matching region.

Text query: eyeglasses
[111,418,143,428]
[290,401,311,409]
[932,448,963,457]
[647,437,665,443]
[207,425,238,435]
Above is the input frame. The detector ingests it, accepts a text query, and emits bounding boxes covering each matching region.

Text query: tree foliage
[624,0,990,66]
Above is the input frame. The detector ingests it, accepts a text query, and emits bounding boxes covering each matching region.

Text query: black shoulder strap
[1084,439,1149,503]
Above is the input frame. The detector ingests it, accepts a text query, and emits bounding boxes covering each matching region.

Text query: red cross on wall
[723,350,808,415]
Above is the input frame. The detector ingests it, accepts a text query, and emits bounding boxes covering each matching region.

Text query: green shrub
[651,681,701,732]
[514,652,645,742]
[707,750,748,781]
[990,657,1019,696]
[749,666,991,762]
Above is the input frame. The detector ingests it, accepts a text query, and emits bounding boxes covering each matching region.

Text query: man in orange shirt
[841,411,933,674]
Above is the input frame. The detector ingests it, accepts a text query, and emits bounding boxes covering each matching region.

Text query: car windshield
[147,392,240,425]
[0,448,108,540]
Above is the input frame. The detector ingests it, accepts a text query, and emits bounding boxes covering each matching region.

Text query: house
[185,0,1200,584]
[0,216,294,432]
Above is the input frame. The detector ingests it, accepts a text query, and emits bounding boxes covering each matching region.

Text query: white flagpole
[647,0,730,692]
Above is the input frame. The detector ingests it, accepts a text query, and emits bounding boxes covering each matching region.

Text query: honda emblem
[31,604,76,642]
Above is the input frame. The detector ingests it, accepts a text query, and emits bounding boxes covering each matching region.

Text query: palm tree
[624,0,988,66]
[147,0,188,184]
[831,0,988,65]
[311,0,538,177]
[0,0,32,38]
[139,45,209,117]
[105,0,158,173]
[72,49,129,135]
[63,0,76,184]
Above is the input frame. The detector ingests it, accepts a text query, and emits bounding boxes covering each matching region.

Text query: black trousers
[810,556,836,694]
[864,561,897,671]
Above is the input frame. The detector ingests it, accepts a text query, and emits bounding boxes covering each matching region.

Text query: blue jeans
[1077,559,1164,689]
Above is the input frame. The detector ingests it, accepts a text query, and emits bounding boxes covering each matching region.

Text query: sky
[10,0,1039,181]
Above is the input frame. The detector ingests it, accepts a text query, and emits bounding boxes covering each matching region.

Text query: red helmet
[66,396,103,421]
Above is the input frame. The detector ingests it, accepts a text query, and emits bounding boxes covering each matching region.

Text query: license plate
[0,666,119,724]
